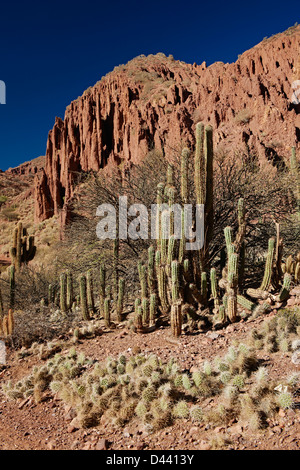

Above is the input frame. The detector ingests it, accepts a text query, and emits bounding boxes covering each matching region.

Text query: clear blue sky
[0,0,299,171]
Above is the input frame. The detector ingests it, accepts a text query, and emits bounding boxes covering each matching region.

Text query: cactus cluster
[282,252,300,283]
[134,123,215,336]
[10,222,36,273]
[5,315,298,433]
[0,308,14,338]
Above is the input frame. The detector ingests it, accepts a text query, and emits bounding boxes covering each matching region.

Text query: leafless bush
[54,145,299,295]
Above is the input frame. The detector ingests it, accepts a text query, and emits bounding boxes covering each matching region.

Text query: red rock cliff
[34,25,300,222]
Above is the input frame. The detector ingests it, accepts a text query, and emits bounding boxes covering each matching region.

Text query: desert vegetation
[0,122,299,449]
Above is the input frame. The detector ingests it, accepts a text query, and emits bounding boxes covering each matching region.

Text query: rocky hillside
[33,25,300,224]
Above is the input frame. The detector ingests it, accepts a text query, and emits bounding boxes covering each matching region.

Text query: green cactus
[277,273,292,302]
[99,263,106,316]
[171,260,180,303]
[147,245,156,296]
[170,302,182,337]
[180,148,189,204]
[155,251,169,315]
[9,265,15,309]
[134,305,143,332]
[86,269,95,316]
[112,238,119,302]
[79,275,90,320]
[60,273,67,313]
[142,297,149,326]
[194,122,205,206]
[116,277,125,322]
[149,293,157,327]
[66,271,73,311]
[226,251,238,323]
[10,221,36,273]
[237,295,255,312]
[104,298,111,328]
[277,391,294,410]
[201,271,207,305]
[260,238,275,291]
[290,146,300,219]
[138,262,147,299]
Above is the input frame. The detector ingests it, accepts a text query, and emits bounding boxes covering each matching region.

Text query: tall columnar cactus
[1,309,14,337]
[156,183,165,249]
[9,265,15,310]
[201,271,208,305]
[166,163,174,192]
[48,284,54,306]
[142,297,149,326]
[171,260,180,303]
[226,252,239,323]
[134,305,143,333]
[210,267,220,314]
[112,238,119,302]
[260,237,275,291]
[236,198,246,289]
[194,123,214,272]
[155,250,169,315]
[138,262,148,299]
[171,302,182,337]
[10,222,36,273]
[147,245,156,297]
[60,273,67,313]
[181,148,190,204]
[194,122,205,206]
[116,277,125,322]
[104,297,111,328]
[79,275,90,321]
[87,269,95,316]
[99,264,106,315]
[290,146,300,219]
[66,271,73,311]
[149,293,157,327]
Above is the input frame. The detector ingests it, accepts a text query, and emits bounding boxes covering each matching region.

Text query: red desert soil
[0,310,299,451]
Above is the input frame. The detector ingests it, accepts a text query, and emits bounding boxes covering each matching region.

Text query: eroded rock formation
[34,26,300,223]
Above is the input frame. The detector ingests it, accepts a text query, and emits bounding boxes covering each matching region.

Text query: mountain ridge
[6,25,300,224]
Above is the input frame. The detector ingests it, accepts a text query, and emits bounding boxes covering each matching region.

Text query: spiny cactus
[79,275,90,321]
[86,269,95,316]
[180,148,189,204]
[60,273,68,313]
[226,251,239,323]
[99,264,106,316]
[10,221,36,273]
[282,251,300,283]
[276,273,292,302]
[277,391,294,409]
[9,265,15,310]
[112,238,119,302]
[0,308,14,338]
[290,146,300,219]
[116,277,125,322]
[66,271,73,311]
[237,295,255,313]
[170,302,182,337]
[260,237,275,291]
[104,298,111,328]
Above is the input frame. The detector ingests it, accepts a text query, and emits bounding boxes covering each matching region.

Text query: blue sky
[0,0,299,171]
